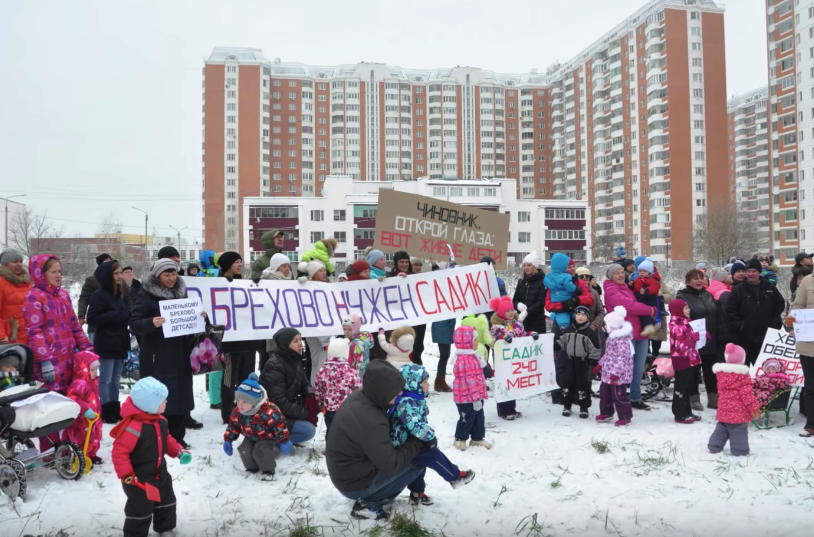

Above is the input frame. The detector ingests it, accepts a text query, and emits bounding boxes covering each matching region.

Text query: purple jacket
[598,322,634,385]
[603,279,656,341]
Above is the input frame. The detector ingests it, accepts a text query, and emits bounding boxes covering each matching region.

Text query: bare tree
[8,208,63,256]
[98,211,123,235]
[691,200,760,266]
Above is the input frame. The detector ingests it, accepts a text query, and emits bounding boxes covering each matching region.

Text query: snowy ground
[3,338,814,537]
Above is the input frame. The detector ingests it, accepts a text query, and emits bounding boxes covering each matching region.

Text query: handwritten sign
[159,298,204,338]
[751,328,805,388]
[373,189,510,269]
[792,309,814,342]
[493,335,557,403]
[689,318,707,350]
[183,263,499,342]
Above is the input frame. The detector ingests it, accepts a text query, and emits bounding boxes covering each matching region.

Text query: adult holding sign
[787,271,814,437]
[131,259,205,448]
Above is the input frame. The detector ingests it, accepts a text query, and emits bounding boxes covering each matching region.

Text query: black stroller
[0,344,85,502]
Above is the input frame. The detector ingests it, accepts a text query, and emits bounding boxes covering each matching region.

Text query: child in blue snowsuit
[388,364,475,505]
[544,253,577,329]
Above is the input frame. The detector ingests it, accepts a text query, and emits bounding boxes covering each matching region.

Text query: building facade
[242,176,591,267]
[205,0,728,262]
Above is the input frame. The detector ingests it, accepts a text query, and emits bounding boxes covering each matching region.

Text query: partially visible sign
[792,308,814,342]
[373,189,511,269]
[751,328,805,388]
[690,318,707,350]
[159,298,205,338]
[493,335,557,403]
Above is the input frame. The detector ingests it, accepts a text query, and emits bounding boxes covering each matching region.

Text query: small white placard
[159,298,204,338]
[792,309,814,342]
[689,318,706,350]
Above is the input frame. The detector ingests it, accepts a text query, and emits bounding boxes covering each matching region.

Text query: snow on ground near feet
[4,344,814,536]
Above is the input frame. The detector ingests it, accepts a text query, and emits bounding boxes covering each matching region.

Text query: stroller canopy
[0,344,34,379]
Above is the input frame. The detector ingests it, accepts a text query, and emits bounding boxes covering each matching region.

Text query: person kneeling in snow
[223,373,293,480]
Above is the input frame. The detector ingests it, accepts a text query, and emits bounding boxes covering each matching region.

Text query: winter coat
[586,287,605,331]
[250,230,284,279]
[348,331,374,378]
[86,262,131,361]
[668,316,701,372]
[453,350,489,404]
[306,335,331,384]
[389,365,434,447]
[725,277,785,345]
[559,322,601,362]
[431,318,455,345]
[708,279,729,301]
[378,332,412,368]
[129,276,194,416]
[259,346,313,431]
[24,254,93,392]
[217,275,264,355]
[713,363,760,424]
[124,279,142,311]
[543,254,576,303]
[752,363,791,409]
[110,397,184,483]
[315,355,362,412]
[632,274,661,310]
[603,279,656,341]
[490,318,528,344]
[325,360,423,493]
[760,269,778,286]
[790,274,814,358]
[650,285,673,342]
[64,351,103,458]
[76,274,100,332]
[0,264,31,344]
[598,322,634,385]
[301,240,336,276]
[224,389,290,444]
[513,269,547,334]
[545,276,594,312]
[676,286,719,355]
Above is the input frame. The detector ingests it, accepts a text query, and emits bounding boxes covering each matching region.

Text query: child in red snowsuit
[63,350,103,464]
[632,259,661,337]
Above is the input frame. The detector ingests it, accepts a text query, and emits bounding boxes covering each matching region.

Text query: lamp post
[3,194,26,249]
[132,207,149,262]
[169,226,188,259]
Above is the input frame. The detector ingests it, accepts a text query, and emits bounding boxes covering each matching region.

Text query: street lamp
[3,194,26,248]
[132,207,149,261]
[169,226,188,258]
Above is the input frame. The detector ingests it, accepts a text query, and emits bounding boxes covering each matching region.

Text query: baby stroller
[640,354,673,402]
[0,344,85,501]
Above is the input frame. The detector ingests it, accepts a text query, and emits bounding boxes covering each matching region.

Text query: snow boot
[707,393,718,409]
[351,500,389,521]
[595,414,614,423]
[453,439,467,451]
[614,419,631,427]
[674,416,697,424]
[579,410,589,419]
[562,407,572,417]
[451,470,476,489]
[434,376,452,393]
[469,439,492,449]
[409,492,434,506]
[261,470,275,482]
[690,395,704,411]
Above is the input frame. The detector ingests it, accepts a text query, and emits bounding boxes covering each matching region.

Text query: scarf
[370,266,386,279]
[109,411,162,440]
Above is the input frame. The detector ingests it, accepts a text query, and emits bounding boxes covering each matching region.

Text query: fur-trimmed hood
[140,274,187,300]
[0,264,30,286]
[712,363,750,375]
[607,321,633,339]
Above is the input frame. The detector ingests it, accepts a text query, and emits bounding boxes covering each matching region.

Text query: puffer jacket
[259,346,313,430]
[559,322,601,362]
[490,318,528,344]
[713,363,760,424]
[790,274,814,358]
[0,264,31,344]
[63,350,103,458]
[452,350,488,404]
[513,269,547,334]
[603,279,656,341]
[726,277,785,345]
[389,364,434,447]
[86,262,131,361]
[543,253,576,303]
[668,316,701,372]
[545,276,594,312]
[315,354,362,412]
[224,387,290,444]
[598,322,634,385]
[301,240,336,276]
[250,230,284,279]
[676,286,719,355]
[348,331,374,379]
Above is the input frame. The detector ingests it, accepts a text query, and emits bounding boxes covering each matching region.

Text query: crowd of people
[1,241,814,532]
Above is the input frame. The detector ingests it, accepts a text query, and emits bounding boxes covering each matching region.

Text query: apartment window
[518,211,531,223]
[311,210,324,221]
[289,186,297,193]
[518,232,531,243]
[273,185,281,192]
[227,116,236,123]
[334,231,346,243]
[450,187,463,196]
[691,43,701,51]
[484,188,496,196]
[310,231,324,243]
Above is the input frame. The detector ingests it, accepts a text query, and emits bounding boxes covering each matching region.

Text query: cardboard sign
[792,308,814,342]
[690,318,706,350]
[373,189,510,269]
[159,298,205,338]
[493,335,557,403]
[183,263,499,342]
[751,328,805,388]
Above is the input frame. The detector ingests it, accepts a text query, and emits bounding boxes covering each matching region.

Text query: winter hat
[0,248,24,266]
[723,263,733,273]
[574,305,591,318]
[695,262,707,272]
[390,326,415,352]
[409,257,423,266]
[0,353,20,371]
[341,313,363,335]
[604,306,628,332]
[150,258,177,278]
[453,325,478,352]
[217,251,242,273]
[730,261,746,277]
[327,337,351,360]
[621,259,635,271]
[606,263,623,280]
[273,327,301,351]
[761,358,782,373]
[745,258,763,273]
[480,256,496,266]
[638,259,654,275]
[305,260,326,278]
[724,343,746,365]
[568,258,575,267]
[633,256,647,268]
[158,246,180,260]
[95,253,112,266]
[366,249,385,266]
[522,251,540,267]
[400,363,430,392]
[711,268,729,283]
[668,298,688,319]
[235,373,265,407]
[269,253,290,273]
[337,273,348,281]
[616,246,627,258]
[489,296,515,320]
[351,260,371,274]
[130,377,168,414]
[576,267,590,276]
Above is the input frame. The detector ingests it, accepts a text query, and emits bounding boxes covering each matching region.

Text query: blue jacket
[198,250,220,277]
[544,253,576,303]
[431,318,456,344]
[389,364,435,447]
[86,262,131,361]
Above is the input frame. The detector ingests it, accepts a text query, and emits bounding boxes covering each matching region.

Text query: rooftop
[727,86,769,111]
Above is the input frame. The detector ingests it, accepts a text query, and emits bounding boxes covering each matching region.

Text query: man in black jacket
[726,258,786,366]
[77,253,113,342]
[326,360,427,521]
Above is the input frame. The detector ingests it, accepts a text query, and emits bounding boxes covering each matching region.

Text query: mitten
[279,441,293,455]
[377,276,385,282]
[504,335,513,344]
[562,297,580,311]
[122,475,137,485]
[84,409,97,420]
[225,276,234,283]
[532,332,539,341]
[518,310,528,323]
[378,328,385,336]
[592,364,601,376]
[179,451,192,465]
[251,276,261,284]
[298,276,308,284]
[40,360,55,383]
[222,441,233,457]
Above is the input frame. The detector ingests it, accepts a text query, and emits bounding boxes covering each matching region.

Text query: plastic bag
[188,321,225,375]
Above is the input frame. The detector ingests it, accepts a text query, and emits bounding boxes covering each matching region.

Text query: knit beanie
[0,353,20,371]
[453,325,478,352]
[150,258,177,278]
[327,337,351,360]
[574,305,591,318]
[305,260,325,278]
[341,313,363,335]
[366,249,385,266]
[696,262,708,272]
[409,257,423,267]
[235,373,265,408]
[351,260,371,274]
[489,296,515,320]
[711,268,729,283]
[633,256,647,268]
[621,259,635,270]
[745,258,763,273]
[337,273,348,281]
[576,266,590,276]
[606,263,623,280]
[158,246,180,260]
[724,343,746,365]
[273,327,301,352]
[217,251,242,273]
[604,306,628,332]
[762,358,782,374]
[730,261,746,276]
[130,377,168,414]
[269,253,290,273]
[668,298,688,319]
[480,256,496,266]
[522,251,540,267]
[96,253,112,266]
[638,259,654,275]
[0,248,24,266]
[568,258,575,267]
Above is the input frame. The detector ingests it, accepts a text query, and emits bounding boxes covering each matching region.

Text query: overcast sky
[0,0,767,244]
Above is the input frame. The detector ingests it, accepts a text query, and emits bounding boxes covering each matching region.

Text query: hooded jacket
[0,263,31,344]
[259,345,313,430]
[675,285,719,355]
[23,254,93,392]
[325,360,423,493]
[725,276,785,345]
[223,385,290,444]
[250,230,284,279]
[713,362,760,424]
[545,275,593,312]
[389,364,435,447]
[314,352,362,412]
[301,238,337,276]
[543,253,576,303]
[86,262,131,361]
[512,269,547,334]
[602,279,656,341]
[668,300,701,372]
[598,321,634,385]
[64,351,103,458]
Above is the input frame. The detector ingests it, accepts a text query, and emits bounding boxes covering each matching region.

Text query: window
[432,187,446,196]
[310,231,324,243]
[355,229,375,240]
[518,232,531,243]
[334,210,346,221]
[311,210,324,221]
[484,188,496,196]
[518,211,531,222]
[334,231,346,243]
[449,187,463,196]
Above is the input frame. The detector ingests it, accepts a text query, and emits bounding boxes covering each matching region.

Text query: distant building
[31,237,148,264]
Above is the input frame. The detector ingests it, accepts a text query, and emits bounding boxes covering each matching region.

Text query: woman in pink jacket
[602,264,658,411]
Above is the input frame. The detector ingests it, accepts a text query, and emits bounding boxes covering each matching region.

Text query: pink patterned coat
[63,351,102,457]
[453,351,488,404]
[23,255,93,392]
[314,355,362,412]
[668,317,701,372]
[752,362,791,409]
[713,363,760,424]
[598,322,634,385]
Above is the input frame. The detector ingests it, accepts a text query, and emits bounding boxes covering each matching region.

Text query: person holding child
[631,259,661,337]
[543,253,577,330]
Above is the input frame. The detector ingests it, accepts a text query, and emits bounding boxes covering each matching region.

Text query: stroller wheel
[0,459,26,500]
[54,442,85,481]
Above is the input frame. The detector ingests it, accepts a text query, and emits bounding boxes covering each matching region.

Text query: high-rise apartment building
[203,0,727,261]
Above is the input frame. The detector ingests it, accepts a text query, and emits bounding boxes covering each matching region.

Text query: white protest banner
[751,328,806,388]
[493,334,557,403]
[159,298,205,338]
[792,308,814,342]
[183,263,499,342]
[689,318,706,350]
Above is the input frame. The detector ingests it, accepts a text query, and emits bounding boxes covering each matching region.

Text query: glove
[593,364,601,376]
[378,328,385,336]
[304,396,319,427]
[504,335,513,344]
[179,451,192,465]
[84,409,97,420]
[377,276,385,282]
[222,441,233,457]
[518,310,528,323]
[40,360,55,383]
[473,400,483,411]
[279,441,293,455]
[562,297,580,311]
[532,332,539,341]
[516,303,527,313]
[425,437,438,450]
[251,276,261,284]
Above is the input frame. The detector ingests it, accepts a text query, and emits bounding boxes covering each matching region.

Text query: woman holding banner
[387,251,426,366]
[787,272,814,437]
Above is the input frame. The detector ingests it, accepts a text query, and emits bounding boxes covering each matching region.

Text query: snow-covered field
[4,337,814,537]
